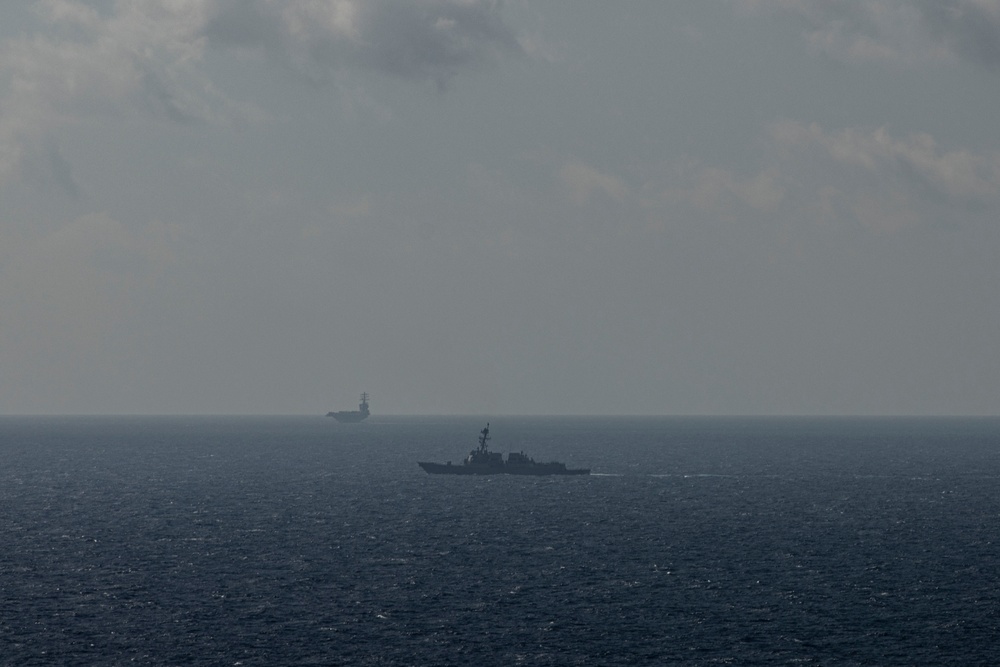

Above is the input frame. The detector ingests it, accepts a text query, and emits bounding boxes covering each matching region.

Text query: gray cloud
[204,0,523,88]
[765,121,1000,232]
[772,121,1000,202]
[0,1,521,186]
[646,120,1000,235]
[739,0,1000,71]
[735,0,933,64]
[0,0,225,186]
[919,0,1000,71]
[20,142,81,197]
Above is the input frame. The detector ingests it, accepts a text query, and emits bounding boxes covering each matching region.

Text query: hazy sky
[2,0,999,415]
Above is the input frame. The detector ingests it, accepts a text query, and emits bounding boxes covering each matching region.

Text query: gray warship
[326,392,370,422]
[418,423,590,476]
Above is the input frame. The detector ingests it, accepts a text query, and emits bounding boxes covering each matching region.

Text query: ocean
[1,416,998,665]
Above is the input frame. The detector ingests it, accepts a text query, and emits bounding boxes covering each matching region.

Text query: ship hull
[327,411,368,422]
[418,461,589,476]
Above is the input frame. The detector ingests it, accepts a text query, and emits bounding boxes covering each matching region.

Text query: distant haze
[1,1,999,415]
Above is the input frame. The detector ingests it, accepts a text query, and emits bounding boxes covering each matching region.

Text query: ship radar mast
[478,423,491,452]
[359,392,370,414]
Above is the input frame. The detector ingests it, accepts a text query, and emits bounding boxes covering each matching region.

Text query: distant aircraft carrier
[326,392,370,422]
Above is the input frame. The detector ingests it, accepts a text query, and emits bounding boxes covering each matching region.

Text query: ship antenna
[479,422,490,451]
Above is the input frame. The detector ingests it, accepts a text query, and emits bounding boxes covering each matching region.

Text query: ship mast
[478,423,491,452]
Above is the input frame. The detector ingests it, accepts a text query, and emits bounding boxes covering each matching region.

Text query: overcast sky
[2,0,999,416]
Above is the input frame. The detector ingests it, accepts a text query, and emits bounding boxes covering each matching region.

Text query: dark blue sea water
[1,416,999,665]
